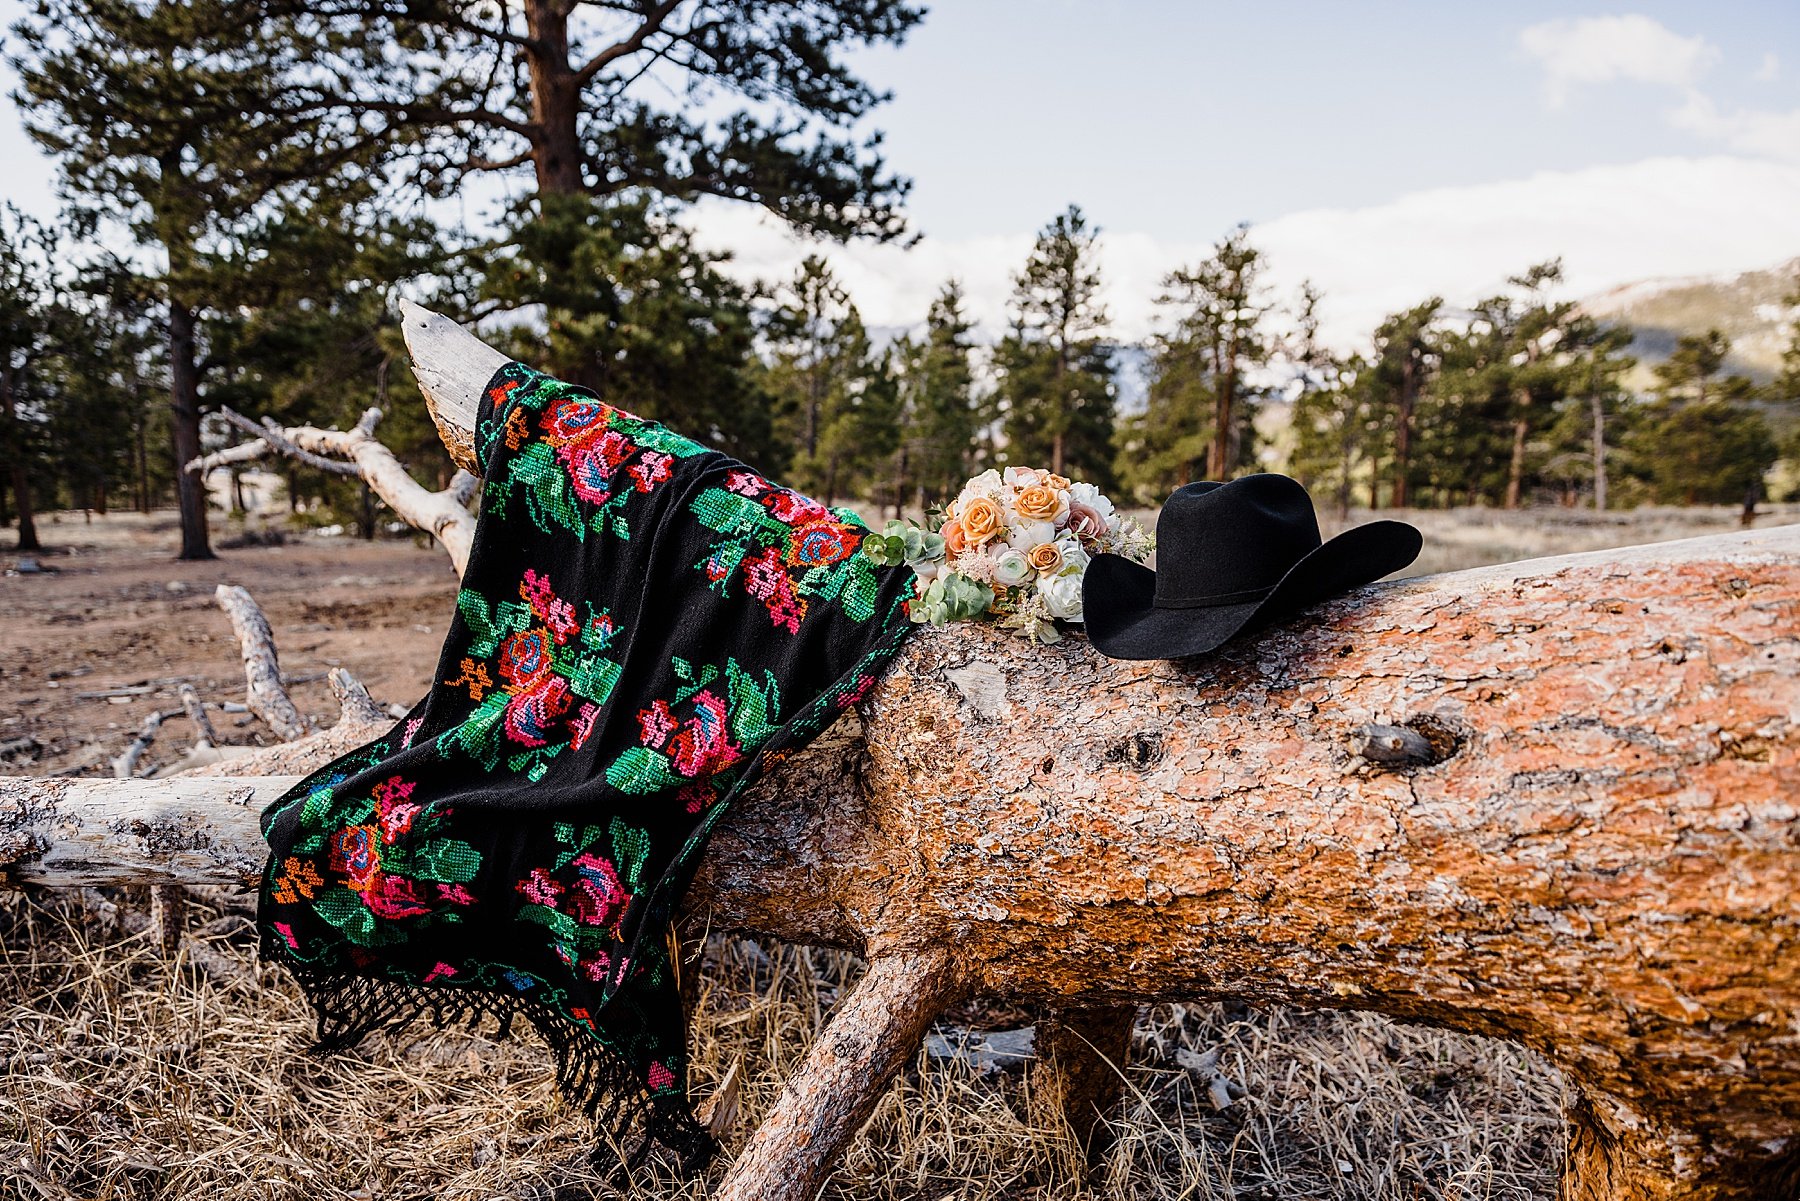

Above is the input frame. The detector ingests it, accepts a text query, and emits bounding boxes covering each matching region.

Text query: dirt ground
[0,512,459,778]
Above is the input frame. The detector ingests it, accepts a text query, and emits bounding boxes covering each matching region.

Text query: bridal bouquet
[862,466,1153,644]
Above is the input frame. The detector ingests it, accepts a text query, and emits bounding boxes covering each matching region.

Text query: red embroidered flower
[570,701,601,752]
[763,489,829,525]
[724,470,762,497]
[541,396,612,442]
[516,866,564,906]
[629,450,673,492]
[568,852,629,930]
[788,521,860,567]
[498,628,552,689]
[665,689,740,778]
[372,776,421,844]
[327,825,381,890]
[646,1061,676,1091]
[504,675,573,747]
[363,873,432,919]
[743,546,807,633]
[562,429,634,506]
[637,698,676,749]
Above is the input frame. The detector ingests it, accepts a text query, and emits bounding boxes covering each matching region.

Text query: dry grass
[1,889,1564,1200]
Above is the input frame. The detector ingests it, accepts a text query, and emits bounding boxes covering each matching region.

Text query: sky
[3,1,1798,348]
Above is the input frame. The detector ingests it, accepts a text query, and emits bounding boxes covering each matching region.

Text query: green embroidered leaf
[606,746,686,795]
[608,818,653,888]
[519,903,578,942]
[456,590,501,658]
[407,838,482,883]
[724,659,780,745]
[314,889,380,946]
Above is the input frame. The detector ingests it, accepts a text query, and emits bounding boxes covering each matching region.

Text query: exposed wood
[214,585,311,742]
[397,298,505,474]
[5,305,1798,1197]
[714,948,966,1201]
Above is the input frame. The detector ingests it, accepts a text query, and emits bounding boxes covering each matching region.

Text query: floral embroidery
[259,362,919,1169]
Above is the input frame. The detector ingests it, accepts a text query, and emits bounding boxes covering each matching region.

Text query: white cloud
[1669,92,1800,163]
[687,156,1800,353]
[1755,52,1781,84]
[1519,14,1718,107]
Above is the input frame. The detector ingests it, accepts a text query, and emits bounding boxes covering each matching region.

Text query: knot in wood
[1103,732,1165,770]
[1351,715,1462,768]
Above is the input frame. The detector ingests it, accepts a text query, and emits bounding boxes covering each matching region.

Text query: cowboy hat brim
[1081,519,1422,661]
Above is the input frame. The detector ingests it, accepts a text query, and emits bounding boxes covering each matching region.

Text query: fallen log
[1,304,1796,1200]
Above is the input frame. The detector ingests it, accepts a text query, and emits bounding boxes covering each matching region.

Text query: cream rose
[1040,571,1084,621]
[992,549,1033,588]
[1006,520,1056,551]
[1002,466,1043,488]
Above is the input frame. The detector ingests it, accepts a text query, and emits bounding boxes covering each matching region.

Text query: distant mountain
[1580,257,1798,385]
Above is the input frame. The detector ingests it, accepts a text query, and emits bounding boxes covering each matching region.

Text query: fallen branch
[215,585,310,742]
[188,403,478,575]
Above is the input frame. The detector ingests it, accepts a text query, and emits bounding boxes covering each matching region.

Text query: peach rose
[941,518,968,557]
[1015,484,1062,523]
[960,495,1005,545]
[1066,502,1107,541]
[1026,541,1064,574]
[1043,473,1072,491]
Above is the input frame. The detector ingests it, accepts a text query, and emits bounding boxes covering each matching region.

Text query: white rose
[1067,482,1116,521]
[1055,540,1090,576]
[992,549,1034,588]
[1005,520,1056,551]
[1040,570,1085,621]
[1003,465,1043,488]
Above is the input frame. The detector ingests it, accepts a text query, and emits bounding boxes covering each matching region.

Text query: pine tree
[12,0,405,558]
[894,280,982,507]
[1632,330,1775,506]
[1363,300,1442,508]
[0,206,50,550]
[998,206,1114,483]
[481,195,773,472]
[1288,286,1371,519]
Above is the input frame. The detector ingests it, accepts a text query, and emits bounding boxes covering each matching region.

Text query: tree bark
[168,300,213,560]
[523,0,585,197]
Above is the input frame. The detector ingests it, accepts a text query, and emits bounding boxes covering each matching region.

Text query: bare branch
[215,585,311,743]
[574,0,688,85]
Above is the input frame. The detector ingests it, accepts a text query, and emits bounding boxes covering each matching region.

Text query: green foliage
[911,572,993,627]
[1628,330,1776,504]
[759,256,897,501]
[481,194,776,474]
[269,0,925,240]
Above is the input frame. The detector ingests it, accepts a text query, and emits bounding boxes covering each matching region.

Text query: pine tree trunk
[523,1,584,198]
[1505,402,1530,510]
[1391,364,1415,509]
[1209,375,1232,479]
[1,364,40,551]
[1591,393,1607,512]
[168,300,213,561]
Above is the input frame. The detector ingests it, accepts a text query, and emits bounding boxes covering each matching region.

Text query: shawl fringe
[281,962,718,1176]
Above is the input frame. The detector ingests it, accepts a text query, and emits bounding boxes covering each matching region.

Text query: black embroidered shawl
[258,362,916,1167]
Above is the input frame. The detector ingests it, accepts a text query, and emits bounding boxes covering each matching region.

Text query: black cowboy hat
[1083,474,1421,661]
